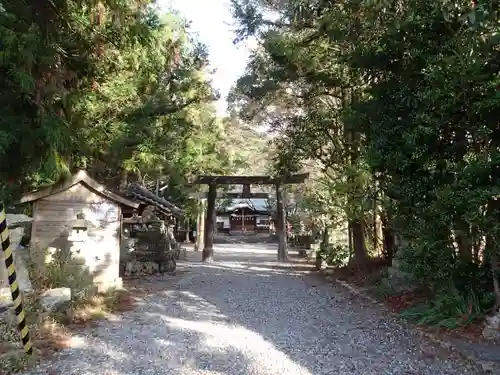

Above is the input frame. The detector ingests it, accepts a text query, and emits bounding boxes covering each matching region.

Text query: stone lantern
[68,212,89,243]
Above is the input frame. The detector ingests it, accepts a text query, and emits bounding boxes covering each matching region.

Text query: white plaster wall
[216,216,230,228]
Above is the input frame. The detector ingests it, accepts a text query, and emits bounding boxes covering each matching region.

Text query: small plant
[372,277,396,299]
[400,288,493,329]
[29,248,94,292]
[319,244,350,267]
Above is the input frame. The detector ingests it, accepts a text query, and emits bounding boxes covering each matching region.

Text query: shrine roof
[125,183,184,218]
[20,170,139,208]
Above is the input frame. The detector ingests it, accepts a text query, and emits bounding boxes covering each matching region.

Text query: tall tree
[230,0,500,320]
[0,1,222,205]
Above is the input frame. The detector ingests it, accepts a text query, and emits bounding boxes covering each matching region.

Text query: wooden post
[202,184,217,262]
[195,199,206,251]
[184,218,190,244]
[276,183,288,261]
[195,202,200,251]
[212,204,217,237]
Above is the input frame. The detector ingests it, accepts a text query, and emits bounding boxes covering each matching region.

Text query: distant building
[216,199,272,234]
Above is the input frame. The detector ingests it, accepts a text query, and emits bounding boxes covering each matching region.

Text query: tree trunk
[486,198,500,311]
[119,169,128,192]
[381,211,396,263]
[374,210,384,256]
[195,199,206,252]
[347,220,353,262]
[315,226,329,270]
[321,226,329,250]
[351,218,368,266]
[276,183,288,261]
[491,252,500,312]
[471,224,482,263]
[454,221,472,262]
[202,185,216,262]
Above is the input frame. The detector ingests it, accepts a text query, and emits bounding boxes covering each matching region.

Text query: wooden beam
[225,192,270,199]
[192,192,270,199]
[202,184,217,262]
[242,184,251,197]
[192,173,309,185]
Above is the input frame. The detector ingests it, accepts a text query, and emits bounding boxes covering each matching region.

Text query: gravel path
[23,244,484,375]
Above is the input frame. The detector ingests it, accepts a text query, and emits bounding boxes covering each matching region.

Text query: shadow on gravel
[35,296,262,375]
[155,245,484,375]
[26,244,484,375]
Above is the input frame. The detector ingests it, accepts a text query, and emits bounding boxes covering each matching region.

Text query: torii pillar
[202,183,217,262]
[191,173,309,262]
[275,183,287,261]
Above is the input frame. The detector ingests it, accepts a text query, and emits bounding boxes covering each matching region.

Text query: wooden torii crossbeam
[191,173,309,262]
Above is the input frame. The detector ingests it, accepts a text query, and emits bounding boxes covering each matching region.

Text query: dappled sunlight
[36,245,317,374]
[177,243,314,278]
[17,242,479,375]
[64,335,89,349]
[53,286,314,375]
[182,260,312,277]
[158,310,313,374]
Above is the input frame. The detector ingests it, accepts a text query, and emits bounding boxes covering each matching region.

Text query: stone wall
[121,220,178,276]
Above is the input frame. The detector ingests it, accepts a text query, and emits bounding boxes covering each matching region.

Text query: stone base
[96,277,123,293]
[40,287,72,311]
[483,310,500,340]
[0,283,33,308]
[124,260,159,276]
[123,260,176,276]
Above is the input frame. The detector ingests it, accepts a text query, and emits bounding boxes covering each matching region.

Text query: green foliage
[372,277,397,300]
[318,244,350,267]
[230,0,500,326]
[401,290,495,329]
[0,0,256,218]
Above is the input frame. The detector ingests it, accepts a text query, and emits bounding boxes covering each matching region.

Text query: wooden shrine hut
[20,170,140,291]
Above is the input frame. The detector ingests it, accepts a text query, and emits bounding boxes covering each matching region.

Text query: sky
[158,0,256,115]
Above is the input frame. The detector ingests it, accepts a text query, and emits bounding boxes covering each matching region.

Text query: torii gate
[191,173,308,262]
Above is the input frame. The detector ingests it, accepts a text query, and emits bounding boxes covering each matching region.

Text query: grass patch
[64,289,136,326]
[399,290,493,329]
[370,277,397,299]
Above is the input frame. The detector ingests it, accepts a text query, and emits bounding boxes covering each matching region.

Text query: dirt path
[22,244,484,375]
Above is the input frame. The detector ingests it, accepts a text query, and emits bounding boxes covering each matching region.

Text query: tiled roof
[126,183,184,218]
[217,198,271,213]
